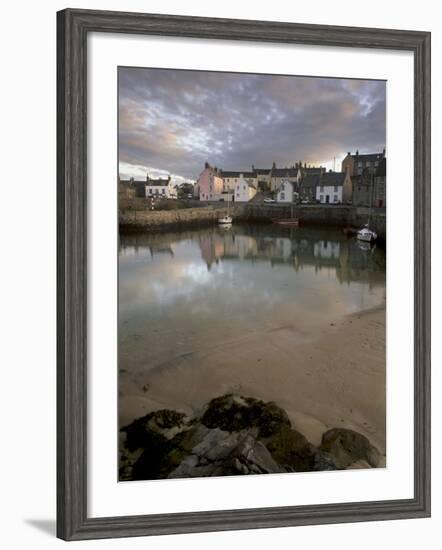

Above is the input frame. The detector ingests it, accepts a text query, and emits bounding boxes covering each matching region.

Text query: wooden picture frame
[57,8,431,541]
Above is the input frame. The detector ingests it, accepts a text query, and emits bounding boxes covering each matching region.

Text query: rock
[201,394,291,437]
[228,434,285,475]
[168,429,285,478]
[312,450,337,471]
[119,447,143,481]
[121,409,190,452]
[262,424,323,472]
[347,459,371,469]
[319,428,381,469]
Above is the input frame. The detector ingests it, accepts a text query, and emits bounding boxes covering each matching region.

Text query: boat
[218,193,233,225]
[218,215,232,225]
[272,201,299,227]
[356,181,378,242]
[357,225,377,242]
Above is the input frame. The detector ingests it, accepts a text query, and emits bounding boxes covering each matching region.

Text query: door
[326,195,330,203]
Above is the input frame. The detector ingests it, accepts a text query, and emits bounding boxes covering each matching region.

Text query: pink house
[197,162,224,201]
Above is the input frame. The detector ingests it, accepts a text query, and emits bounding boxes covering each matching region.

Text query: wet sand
[119,304,386,455]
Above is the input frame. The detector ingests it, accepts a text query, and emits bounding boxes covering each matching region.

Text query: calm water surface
[119,224,385,380]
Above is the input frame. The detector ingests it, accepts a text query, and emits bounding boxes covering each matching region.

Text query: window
[280,193,285,200]
[333,195,338,202]
[161,189,165,195]
[320,195,324,202]
[320,186,324,192]
[334,186,338,192]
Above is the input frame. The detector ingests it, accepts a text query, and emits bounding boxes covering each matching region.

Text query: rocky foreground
[119,394,382,481]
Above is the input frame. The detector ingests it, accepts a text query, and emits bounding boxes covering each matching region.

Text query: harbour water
[118,224,386,436]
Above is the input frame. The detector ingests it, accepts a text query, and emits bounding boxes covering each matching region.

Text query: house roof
[300,171,346,188]
[351,152,384,163]
[221,171,256,178]
[271,167,298,178]
[301,167,325,176]
[320,172,347,186]
[300,174,321,187]
[253,168,271,175]
[146,178,170,187]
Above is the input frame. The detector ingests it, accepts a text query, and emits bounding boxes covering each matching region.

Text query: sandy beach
[119,304,386,457]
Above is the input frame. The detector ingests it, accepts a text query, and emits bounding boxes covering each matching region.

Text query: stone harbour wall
[119,203,386,243]
[119,206,241,232]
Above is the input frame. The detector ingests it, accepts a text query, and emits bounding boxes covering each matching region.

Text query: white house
[222,170,257,193]
[276,180,295,203]
[145,175,177,199]
[315,171,352,204]
[234,174,257,202]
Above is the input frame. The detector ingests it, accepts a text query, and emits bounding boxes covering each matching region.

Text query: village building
[270,166,300,192]
[342,149,385,176]
[373,157,386,208]
[221,170,257,193]
[351,158,386,208]
[145,175,177,199]
[132,174,177,199]
[276,180,296,203]
[118,177,136,199]
[197,162,224,201]
[252,167,272,192]
[298,173,321,203]
[299,165,326,179]
[316,171,352,204]
[234,174,258,202]
[351,168,373,207]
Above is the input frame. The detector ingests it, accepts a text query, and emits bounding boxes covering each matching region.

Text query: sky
[118,67,386,185]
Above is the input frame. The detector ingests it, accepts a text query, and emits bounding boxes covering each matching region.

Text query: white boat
[357,225,377,242]
[218,193,233,225]
[218,215,232,225]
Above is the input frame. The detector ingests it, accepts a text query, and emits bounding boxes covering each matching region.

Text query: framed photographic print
[57,8,431,541]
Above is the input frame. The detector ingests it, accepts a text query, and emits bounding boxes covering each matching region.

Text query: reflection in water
[119,224,385,376]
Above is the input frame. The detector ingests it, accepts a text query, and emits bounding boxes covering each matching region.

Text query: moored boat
[357,225,377,242]
[218,215,232,225]
[218,193,233,226]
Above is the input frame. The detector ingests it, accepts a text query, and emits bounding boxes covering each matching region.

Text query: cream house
[234,174,257,202]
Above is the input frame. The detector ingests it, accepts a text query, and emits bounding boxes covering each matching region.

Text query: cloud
[118,68,386,182]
